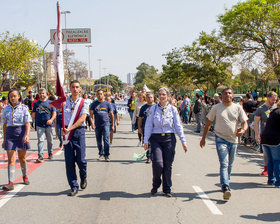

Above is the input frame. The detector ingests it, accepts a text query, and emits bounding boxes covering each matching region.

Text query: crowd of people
[1,83,280,200]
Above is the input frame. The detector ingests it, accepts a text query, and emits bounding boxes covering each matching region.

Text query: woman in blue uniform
[2,89,32,191]
[144,87,188,197]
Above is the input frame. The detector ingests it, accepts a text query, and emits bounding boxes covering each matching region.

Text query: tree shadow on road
[241,212,280,222]
[78,190,226,204]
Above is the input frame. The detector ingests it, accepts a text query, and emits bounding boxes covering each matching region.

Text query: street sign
[50,28,91,44]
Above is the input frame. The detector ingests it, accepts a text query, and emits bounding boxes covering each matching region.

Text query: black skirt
[5,125,30,150]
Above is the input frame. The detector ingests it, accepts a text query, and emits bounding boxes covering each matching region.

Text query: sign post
[50,28,91,44]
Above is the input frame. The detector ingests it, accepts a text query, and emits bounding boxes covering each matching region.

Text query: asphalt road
[0,115,279,224]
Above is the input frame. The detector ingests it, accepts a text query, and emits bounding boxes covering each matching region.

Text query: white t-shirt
[207,102,248,143]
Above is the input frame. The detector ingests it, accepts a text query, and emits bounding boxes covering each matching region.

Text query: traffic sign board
[50,28,91,44]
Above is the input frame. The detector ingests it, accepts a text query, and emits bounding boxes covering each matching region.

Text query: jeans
[95,125,110,156]
[195,112,201,132]
[64,128,87,190]
[56,120,63,144]
[129,110,135,131]
[182,109,189,124]
[215,135,237,188]
[150,134,176,193]
[37,126,53,157]
[263,144,280,187]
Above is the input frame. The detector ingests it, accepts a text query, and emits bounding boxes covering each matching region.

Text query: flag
[50,1,67,109]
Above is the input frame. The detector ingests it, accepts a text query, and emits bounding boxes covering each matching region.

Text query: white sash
[64,97,82,145]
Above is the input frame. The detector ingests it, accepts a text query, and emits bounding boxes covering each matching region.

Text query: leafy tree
[218,0,280,83]
[0,32,43,90]
[134,63,158,85]
[94,74,124,92]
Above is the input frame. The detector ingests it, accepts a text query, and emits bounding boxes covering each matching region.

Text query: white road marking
[55,149,63,156]
[192,186,223,215]
[0,184,25,208]
[175,174,181,176]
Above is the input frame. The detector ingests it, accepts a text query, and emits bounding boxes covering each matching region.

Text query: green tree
[0,32,43,90]
[218,0,280,83]
[95,74,124,92]
[134,63,158,85]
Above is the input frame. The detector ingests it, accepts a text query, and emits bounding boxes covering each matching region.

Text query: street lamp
[85,45,93,79]
[61,11,71,29]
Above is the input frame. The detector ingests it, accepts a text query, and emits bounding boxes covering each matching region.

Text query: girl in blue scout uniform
[144,87,188,197]
[2,89,32,191]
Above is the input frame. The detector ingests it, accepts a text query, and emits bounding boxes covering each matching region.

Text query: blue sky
[1,0,240,82]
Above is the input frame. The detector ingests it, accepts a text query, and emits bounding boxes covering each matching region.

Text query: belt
[65,126,86,129]
[152,133,174,137]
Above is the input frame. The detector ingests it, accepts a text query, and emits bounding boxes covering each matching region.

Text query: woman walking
[144,87,187,197]
[2,89,32,191]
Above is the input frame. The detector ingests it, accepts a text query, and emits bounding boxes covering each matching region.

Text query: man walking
[181,94,190,124]
[193,93,202,133]
[32,88,56,162]
[90,89,114,162]
[254,91,278,175]
[62,80,89,196]
[200,87,248,200]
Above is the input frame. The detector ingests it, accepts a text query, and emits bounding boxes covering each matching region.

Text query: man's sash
[64,98,85,145]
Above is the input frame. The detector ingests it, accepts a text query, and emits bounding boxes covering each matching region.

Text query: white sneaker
[137,142,142,147]
[109,143,112,147]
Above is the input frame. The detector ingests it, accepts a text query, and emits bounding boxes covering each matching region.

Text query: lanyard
[11,103,21,125]
[158,103,169,128]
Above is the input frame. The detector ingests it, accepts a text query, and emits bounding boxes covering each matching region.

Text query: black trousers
[150,133,176,193]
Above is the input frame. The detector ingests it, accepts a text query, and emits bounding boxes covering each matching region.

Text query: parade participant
[2,89,32,191]
[181,94,190,124]
[83,93,92,130]
[90,89,114,162]
[138,92,155,163]
[144,87,187,197]
[254,91,277,175]
[200,87,248,200]
[105,94,120,147]
[32,88,56,162]
[261,101,280,188]
[127,92,136,131]
[62,80,89,196]
[193,93,202,133]
[132,93,146,146]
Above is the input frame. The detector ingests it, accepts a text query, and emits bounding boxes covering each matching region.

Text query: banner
[115,100,129,115]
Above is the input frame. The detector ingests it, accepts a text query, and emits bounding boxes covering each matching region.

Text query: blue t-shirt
[90,100,113,128]
[139,104,154,129]
[32,100,56,128]
[109,103,118,125]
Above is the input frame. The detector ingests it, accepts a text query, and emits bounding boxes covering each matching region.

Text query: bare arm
[254,116,261,142]
[138,117,143,134]
[109,111,114,131]
[89,110,95,129]
[31,112,36,122]
[236,121,248,137]
[24,122,31,143]
[200,119,213,148]
[2,123,7,148]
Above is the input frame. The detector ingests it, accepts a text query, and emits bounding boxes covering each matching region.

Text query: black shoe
[194,130,200,133]
[105,156,110,162]
[48,153,53,160]
[59,142,63,148]
[222,186,231,200]
[164,192,172,198]
[36,156,44,163]
[67,189,78,197]
[145,158,151,164]
[151,188,157,195]
[81,179,87,190]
